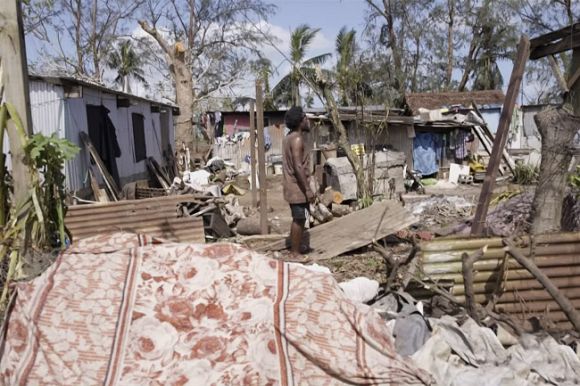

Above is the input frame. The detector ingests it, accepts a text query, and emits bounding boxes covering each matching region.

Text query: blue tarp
[413,132,443,176]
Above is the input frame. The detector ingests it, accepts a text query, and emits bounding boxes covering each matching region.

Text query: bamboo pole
[421,232,580,252]
[423,252,580,275]
[503,239,580,332]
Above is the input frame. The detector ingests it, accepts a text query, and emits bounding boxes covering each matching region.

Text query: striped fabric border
[14,254,65,386]
[103,236,147,385]
[274,261,294,386]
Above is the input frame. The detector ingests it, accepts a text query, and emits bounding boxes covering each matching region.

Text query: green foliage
[0,105,78,309]
[272,25,332,107]
[512,163,539,185]
[107,40,147,93]
[358,195,374,209]
[569,166,580,190]
[25,133,79,248]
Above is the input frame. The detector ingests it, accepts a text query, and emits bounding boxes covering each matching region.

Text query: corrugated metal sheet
[66,195,206,243]
[416,232,580,329]
[4,81,66,171]
[212,126,286,169]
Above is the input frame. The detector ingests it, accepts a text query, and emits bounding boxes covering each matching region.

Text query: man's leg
[289,204,307,255]
[290,218,305,255]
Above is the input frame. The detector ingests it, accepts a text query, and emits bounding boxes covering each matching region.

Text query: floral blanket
[0,232,432,385]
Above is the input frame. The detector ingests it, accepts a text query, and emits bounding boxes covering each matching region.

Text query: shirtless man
[282,106,314,257]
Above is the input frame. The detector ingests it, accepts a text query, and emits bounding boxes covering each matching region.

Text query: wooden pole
[471,36,530,235]
[0,0,34,204]
[255,80,268,234]
[249,101,257,207]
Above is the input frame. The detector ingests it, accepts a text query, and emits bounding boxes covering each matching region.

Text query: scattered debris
[260,200,417,261]
[410,195,474,228]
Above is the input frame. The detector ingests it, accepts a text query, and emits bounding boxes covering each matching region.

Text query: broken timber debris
[80,131,121,201]
[259,200,417,261]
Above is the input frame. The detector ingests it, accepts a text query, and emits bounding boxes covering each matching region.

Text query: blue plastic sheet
[413,132,443,175]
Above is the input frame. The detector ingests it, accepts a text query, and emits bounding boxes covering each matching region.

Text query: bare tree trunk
[318,81,365,198]
[73,0,85,76]
[458,37,477,91]
[123,76,130,94]
[445,0,455,89]
[140,21,206,150]
[531,106,580,233]
[172,51,196,149]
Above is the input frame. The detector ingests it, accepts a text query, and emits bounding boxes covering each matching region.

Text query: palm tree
[252,57,277,110]
[107,40,147,94]
[272,25,332,107]
[335,27,356,106]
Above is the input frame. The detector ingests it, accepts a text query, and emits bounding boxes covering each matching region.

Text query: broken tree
[529,23,580,234]
[531,107,580,233]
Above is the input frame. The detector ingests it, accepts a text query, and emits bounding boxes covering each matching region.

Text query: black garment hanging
[86,105,122,187]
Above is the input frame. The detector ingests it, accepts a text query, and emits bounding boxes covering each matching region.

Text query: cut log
[331,203,351,217]
[321,189,335,207]
[236,217,263,236]
[531,107,580,233]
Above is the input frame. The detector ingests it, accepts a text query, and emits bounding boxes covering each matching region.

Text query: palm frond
[303,53,332,66]
[290,24,321,63]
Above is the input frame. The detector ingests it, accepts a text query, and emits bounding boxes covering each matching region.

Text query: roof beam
[530,23,580,60]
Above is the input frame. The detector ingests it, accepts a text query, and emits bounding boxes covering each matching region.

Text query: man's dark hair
[285,106,304,130]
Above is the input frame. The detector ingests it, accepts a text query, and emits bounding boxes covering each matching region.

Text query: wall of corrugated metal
[415,233,580,330]
[5,81,67,172]
[25,81,175,192]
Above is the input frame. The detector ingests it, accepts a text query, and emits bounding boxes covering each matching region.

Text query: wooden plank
[0,0,33,204]
[529,22,580,51]
[249,101,257,207]
[471,102,515,174]
[472,125,506,176]
[530,29,580,60]
[80,131,121,200]
[255,79,268,234]
[471,36,530,235]
[259,201,417,261]
[88,169,109,203]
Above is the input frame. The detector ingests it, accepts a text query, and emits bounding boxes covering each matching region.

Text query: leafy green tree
[107,40,147,93]
[336,27,356,105]
[272,24,331,107]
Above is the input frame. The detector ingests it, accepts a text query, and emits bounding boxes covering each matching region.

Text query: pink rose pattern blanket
[0,232,432,385]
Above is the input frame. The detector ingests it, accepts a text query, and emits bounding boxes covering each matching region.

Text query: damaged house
[26,75,177,195]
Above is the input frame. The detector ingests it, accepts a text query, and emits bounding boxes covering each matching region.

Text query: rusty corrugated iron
[416,232,580,329]
[66,195,206,243]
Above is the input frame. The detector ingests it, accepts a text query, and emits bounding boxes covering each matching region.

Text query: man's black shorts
[289,203,309,220]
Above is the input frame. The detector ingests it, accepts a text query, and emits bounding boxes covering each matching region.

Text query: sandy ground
[238,174,293,234]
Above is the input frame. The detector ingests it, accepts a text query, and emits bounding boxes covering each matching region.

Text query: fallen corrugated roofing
[65,195,206,243]
[414,232,580,330]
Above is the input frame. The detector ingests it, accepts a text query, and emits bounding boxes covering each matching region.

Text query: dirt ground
[237,174,417,285]
[238,174,293,234]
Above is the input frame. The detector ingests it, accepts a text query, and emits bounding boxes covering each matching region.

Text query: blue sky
[269,0,368,38]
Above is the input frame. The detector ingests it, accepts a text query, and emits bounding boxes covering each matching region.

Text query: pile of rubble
[409,195,474,228]
[486,191,534,236]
